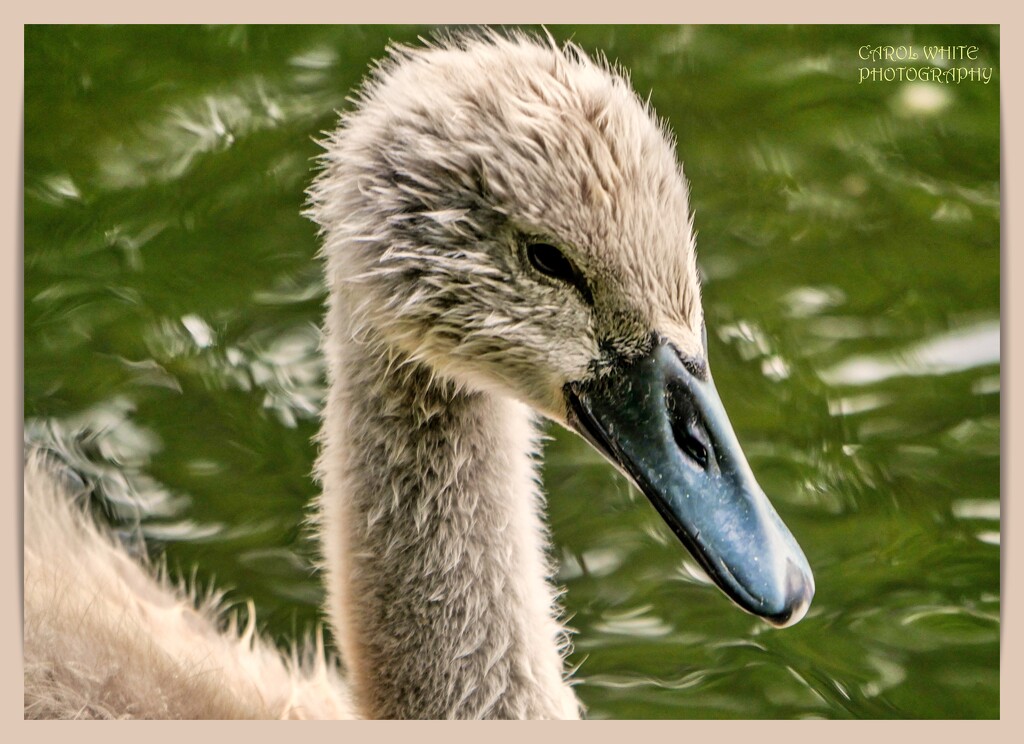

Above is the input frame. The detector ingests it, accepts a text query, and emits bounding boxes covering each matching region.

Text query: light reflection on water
[821,319,999,386]
[24,25,999,718]
[94,78,334,191]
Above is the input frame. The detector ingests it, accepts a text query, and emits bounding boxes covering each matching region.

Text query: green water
[24,25,1000,719]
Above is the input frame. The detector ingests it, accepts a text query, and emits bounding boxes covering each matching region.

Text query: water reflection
[95,76,333,191]
[820,319,999,386]
[144,316,325,427]
[952,497,1001,546]
[29,173,82,206]
[893,82,952,117]
[25,399,190,538]
[594,605,674,638]
[782,285,846,318]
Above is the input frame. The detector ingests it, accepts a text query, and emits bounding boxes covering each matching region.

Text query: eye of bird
[526,243,579,285]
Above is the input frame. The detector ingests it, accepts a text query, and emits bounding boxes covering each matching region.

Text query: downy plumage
[24,30,813,720]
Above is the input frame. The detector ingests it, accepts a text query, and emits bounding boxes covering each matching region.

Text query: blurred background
[24,25,999,718]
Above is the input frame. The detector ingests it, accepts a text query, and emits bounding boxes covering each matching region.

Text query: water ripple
[95,77,332,191]
[820,319,999,386]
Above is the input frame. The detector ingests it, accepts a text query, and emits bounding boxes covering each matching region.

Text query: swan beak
[564,341,814,627]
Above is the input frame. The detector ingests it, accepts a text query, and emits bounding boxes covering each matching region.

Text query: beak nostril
[666,381,714,471]
[673,416,712,471]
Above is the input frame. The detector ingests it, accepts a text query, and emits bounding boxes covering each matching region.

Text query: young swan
[309,31,812,718]
[23,32,813,720]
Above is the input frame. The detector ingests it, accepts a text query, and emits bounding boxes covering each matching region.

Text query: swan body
[23,451,353,719]
[24,30,813,719]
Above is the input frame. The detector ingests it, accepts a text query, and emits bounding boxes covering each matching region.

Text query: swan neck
[317,323,579,719]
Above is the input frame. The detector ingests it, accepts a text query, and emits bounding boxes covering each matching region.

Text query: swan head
[310,30,813,627]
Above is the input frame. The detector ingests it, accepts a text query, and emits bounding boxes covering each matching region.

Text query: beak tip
[762,561,815,628]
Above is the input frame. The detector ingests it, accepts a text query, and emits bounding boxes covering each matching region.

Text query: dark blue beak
[565,340,814,627]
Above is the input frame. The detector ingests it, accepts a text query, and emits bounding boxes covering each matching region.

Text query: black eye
[526,243,578,284]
